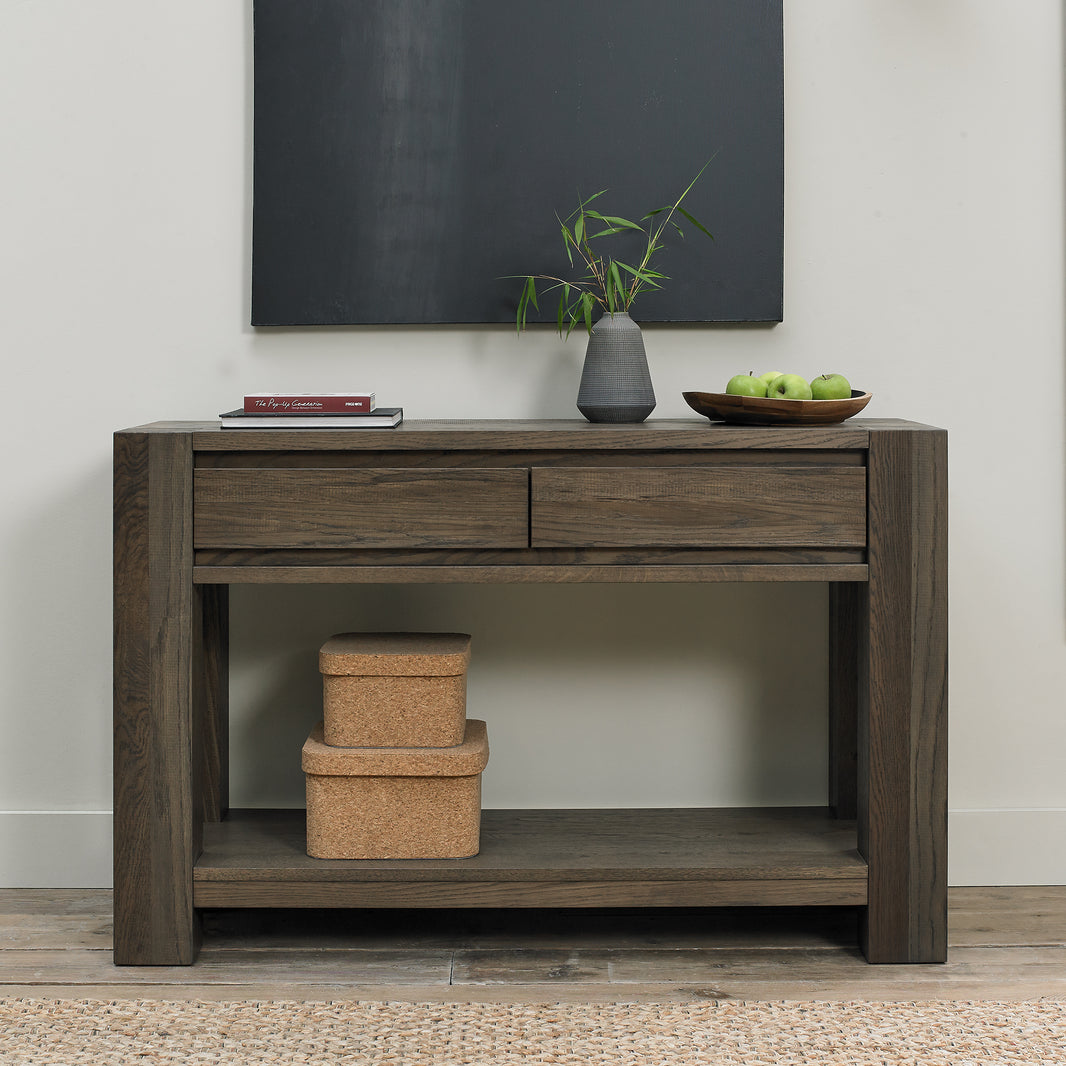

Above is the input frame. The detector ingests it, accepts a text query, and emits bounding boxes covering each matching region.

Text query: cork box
[319,632,471,747]
[303,719,489,859]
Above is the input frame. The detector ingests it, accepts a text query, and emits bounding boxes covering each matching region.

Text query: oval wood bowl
[683,389,872,426]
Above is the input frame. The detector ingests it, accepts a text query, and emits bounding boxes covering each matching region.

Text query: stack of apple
[725,371,852,400]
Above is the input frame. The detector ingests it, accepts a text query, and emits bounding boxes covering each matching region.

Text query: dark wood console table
[113,418,946,965]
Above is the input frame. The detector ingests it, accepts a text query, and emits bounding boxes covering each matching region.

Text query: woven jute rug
[2,998,1063,1065]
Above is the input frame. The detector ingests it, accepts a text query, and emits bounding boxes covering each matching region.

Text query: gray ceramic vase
[576,312,656,423]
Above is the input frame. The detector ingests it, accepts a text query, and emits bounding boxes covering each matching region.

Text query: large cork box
[319,632,471,747]
[303,719,489,859]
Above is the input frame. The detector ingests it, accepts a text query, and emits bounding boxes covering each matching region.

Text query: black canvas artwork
[251,0,783,325]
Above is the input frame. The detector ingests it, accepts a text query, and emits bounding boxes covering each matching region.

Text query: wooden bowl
[683,389,872,426]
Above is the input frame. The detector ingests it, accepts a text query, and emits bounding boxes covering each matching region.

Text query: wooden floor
[1,888,1064,1002]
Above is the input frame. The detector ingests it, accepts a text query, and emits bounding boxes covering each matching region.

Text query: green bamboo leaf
[515,277,530,333]
[609,261,625,310]
[583,291,594,334]
[615,260,666,281]
[670,156,714,209]
[561,287,588,337]
[677,206,713,239]
[598,215,645,231]
[520,276,538,332]
[557,283,575,336]
[567,300,581,336]
[562,296,580,338]
[577,190,609,211]
[560,223,575,266]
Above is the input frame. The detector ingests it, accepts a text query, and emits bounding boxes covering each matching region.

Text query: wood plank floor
[1,888,1064,1002]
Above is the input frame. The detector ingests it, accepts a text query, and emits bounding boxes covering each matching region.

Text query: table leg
[859,426,948,963]
[197,584,229,823]
[113,430,202,965]
[828,582,861,821]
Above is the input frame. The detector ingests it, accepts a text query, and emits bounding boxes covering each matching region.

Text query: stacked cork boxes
[302,633,488,859]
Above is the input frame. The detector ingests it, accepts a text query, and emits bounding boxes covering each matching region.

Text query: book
[243,391,375,413]
[219,407,402,429]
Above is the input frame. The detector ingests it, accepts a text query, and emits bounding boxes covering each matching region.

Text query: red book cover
[243,392,375,414]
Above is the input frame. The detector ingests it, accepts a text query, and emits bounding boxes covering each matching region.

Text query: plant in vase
[513,164,713,423]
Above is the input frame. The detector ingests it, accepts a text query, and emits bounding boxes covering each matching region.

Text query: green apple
[766,373,812,400]
[810,373,852,400]
[725,373,768,397]
[757,371,783,388]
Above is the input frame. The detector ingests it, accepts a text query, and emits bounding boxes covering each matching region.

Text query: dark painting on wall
[251,0,783,326]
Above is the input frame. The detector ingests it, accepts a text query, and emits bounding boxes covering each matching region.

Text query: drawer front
[531,466,866,548]
[194,468,529,548]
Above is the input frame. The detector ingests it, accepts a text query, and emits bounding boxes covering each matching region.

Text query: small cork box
[320,632,471,747]
[303,719,489,859]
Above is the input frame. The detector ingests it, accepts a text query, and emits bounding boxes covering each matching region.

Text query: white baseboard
[949,809,1066,886]
[0,812,112,888]
[0,809,1062,888]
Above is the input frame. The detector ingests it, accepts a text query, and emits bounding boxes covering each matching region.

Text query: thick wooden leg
[828,582,861,821]
[113,430,201,965]
[859,426,948,963]
[197,584,229,823]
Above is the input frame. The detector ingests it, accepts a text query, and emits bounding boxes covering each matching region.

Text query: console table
[113,418,947,965]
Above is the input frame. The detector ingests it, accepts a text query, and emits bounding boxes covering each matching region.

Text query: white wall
[1,0,1063,887]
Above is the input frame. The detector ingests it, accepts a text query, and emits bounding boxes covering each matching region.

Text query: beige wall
[2,1,1063,885]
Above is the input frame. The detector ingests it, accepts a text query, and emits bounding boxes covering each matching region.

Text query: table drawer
[194,468,529,548]
[531,466,866,548]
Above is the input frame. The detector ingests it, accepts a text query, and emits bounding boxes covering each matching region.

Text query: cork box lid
[302,719,488,778]
[319,632,471,677]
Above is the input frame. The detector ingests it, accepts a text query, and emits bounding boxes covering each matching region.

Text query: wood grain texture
[193,809,866,895]
[594,945,1066,994]
[0,913,113,950]
[193,878,867,910]
[532,466,866,548]
[113,430,200,965]
[194,564,869,585]
[3,888,1066,1002]
[112,417,946,967]
[185,419,874,453]
[859,426,948,963]
[195,448,867,470]
[196,545,866,564]
[193,468,528,548]
[194,545,866,571]
[7,946,1066,1002]
[0,889,113,916]
[196,584,228,822]
[948,887,1066,947]
[0,947,454,986]
[828,582,862,819]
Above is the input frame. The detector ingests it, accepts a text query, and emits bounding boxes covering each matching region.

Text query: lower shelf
[194,807,867,910]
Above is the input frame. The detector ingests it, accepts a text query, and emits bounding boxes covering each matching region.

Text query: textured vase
[576,312,656,423]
